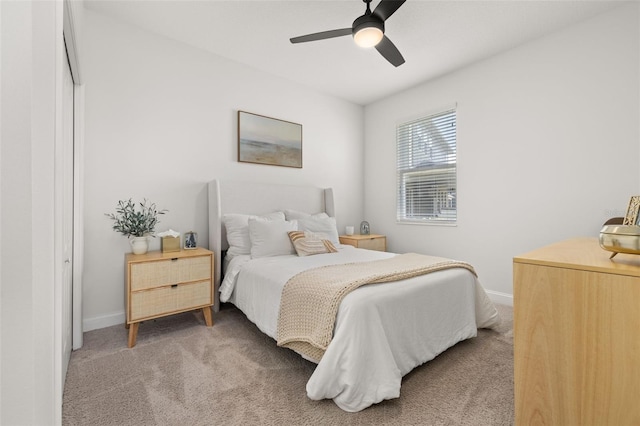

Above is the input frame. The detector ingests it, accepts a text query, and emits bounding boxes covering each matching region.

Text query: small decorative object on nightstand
[158,229,181,253]
[184,231,198,249]
[125,247,214,347]
[339,234,386,252]
[360,221,370,235]
[106,198,167,255]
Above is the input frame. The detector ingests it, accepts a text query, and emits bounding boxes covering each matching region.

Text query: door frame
[62,0,84,351]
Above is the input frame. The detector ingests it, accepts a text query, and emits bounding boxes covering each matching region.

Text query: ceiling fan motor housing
[352,14,384,37]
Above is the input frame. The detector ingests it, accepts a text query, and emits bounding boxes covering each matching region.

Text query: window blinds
[396,109,457,224]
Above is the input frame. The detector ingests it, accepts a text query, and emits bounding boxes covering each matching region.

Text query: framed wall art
[238,111,302,168]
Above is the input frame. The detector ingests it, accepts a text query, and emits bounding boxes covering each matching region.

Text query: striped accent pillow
[288,231,338,257]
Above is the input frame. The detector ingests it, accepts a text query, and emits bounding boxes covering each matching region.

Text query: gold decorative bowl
[599,225,640,258]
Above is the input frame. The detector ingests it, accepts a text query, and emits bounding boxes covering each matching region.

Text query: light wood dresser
[513,237,640,425]
[125,247,214,348]
[339,234,386,252]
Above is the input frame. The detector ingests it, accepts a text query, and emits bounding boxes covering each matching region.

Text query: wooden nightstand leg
[128,322,139,348]
[202,307,213,327]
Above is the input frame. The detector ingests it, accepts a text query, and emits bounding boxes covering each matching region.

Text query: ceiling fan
[290,0,407,67]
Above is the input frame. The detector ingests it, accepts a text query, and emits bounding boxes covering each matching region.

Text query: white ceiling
[83,0,624,105]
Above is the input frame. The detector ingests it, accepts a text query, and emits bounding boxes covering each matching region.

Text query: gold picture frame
[622,196,640,225]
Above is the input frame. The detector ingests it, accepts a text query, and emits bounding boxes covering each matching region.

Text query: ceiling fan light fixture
[352,14,384,48]
[354,25,383,48]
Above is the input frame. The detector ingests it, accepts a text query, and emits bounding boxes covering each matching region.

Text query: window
[396,108,457,224]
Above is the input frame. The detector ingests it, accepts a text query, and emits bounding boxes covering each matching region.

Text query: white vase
[130,236,149,255]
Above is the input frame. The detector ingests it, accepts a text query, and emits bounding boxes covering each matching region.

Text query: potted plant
[106,198,168,254]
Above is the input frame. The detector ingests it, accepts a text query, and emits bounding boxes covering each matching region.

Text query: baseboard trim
[486,290,513,307]
[83,311,125,332]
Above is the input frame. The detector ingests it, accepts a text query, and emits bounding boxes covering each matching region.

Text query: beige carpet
[63,303,514,425]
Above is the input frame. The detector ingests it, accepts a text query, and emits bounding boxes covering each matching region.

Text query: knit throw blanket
[276,253,477,362]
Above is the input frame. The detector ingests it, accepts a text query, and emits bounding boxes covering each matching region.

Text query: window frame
[396,108,458,226]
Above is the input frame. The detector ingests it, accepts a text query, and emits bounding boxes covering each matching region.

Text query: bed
[207,179,500,412]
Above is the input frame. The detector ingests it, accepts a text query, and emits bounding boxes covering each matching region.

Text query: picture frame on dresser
[622,195,640,225]
[184,231,197,249]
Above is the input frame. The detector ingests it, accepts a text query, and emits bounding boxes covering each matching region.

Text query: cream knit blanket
[276,253,477,362]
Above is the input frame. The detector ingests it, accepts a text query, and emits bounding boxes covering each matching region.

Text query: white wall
[364,4,640,305]
[82,10,364,330]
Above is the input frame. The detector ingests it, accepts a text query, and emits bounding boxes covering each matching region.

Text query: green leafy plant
[106,199,167,238]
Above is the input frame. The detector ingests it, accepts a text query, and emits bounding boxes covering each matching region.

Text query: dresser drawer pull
[171,284,178,288]
[171,258,178,261]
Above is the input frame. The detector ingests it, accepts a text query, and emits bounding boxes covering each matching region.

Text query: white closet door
[61,45,74,385]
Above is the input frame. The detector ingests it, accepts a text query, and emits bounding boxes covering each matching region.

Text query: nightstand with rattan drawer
[125,247,214,347]
[339,234,387,252]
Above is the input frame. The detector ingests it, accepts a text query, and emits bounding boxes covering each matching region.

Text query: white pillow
[284,209,329,221]
[223,211,285,257]
[297,216,340,244]
[249,219,298,258]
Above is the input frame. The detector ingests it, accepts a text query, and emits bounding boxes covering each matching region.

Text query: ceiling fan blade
[375,35,405,67]
[372,0,406,21]
[290,28,352,44]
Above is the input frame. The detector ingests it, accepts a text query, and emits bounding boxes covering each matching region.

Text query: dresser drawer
[130,255,211,291]
[130,279,212,321]
[357,237,386,251]
[339,234,387,252]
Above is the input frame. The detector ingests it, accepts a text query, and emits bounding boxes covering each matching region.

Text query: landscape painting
[238,111,302,168]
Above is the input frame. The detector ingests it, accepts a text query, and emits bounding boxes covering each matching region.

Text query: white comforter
[220,245,500,412]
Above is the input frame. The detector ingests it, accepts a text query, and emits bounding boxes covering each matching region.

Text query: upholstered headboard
[208,179,335,311]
